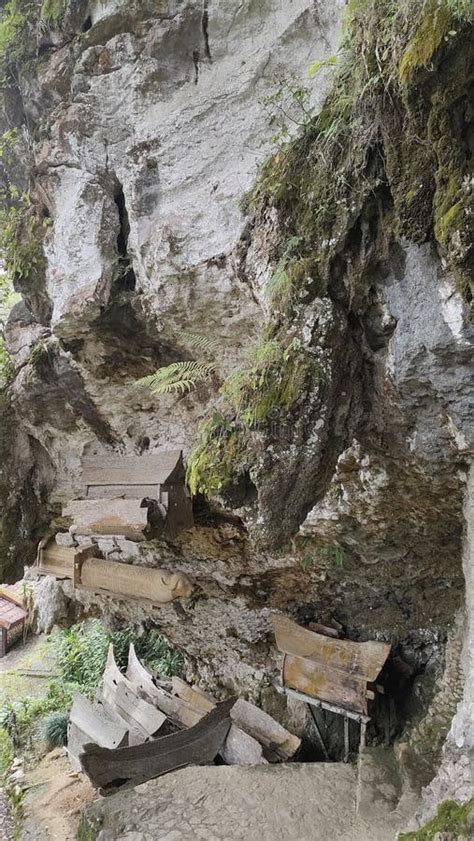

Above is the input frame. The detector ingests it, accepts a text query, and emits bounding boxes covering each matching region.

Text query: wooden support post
[0,627,6,658]
[307,704,330,761]
[343,714,349,762]
[359,719,367,755]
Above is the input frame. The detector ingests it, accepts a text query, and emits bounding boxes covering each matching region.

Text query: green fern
[136,360,216,395]
[181,333,219,357]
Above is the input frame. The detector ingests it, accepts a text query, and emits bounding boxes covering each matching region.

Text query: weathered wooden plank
[79,558,193,604]
[282,653,369,715]
[113,681,167,737]
[169,677,282,764]
[82,452,183,488]
[230,698,301,759]
[64,499,149,541]
[69,691,129,749]
[38,540,76,579]
[171,676,215,713]
[101,645,166,737]
[126,644,160,695]
[86,484,159,500]
[273,616,390,681]
[68,692,129,769]
[221,724,268,766]
[80,698,235,794]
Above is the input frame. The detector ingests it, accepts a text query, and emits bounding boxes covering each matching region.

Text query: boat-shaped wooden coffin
[79,697,235,795]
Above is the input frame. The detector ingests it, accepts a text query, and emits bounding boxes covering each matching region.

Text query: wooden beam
[229,698,301,759]
[275,683,370,724]
[79,698,235,795]
[221,725,268,765]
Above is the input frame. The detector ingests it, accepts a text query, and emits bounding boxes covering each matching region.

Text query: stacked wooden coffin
[69,645,301,794]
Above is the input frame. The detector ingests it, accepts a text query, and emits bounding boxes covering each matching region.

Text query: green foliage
[77,815,101,841]
[399,1,455,86]
[181,332,219,356]
[0,192,48,283]
[186,412,246,497]
[308,55,337,78]
[40,710,69,747]
[0,727,13,775]
[0,0,37,79]
[247,0,473,301]
[260,76,314,148]
[223,336,310,427]
[53,620,184,695]
[398,798,474,840]
[54,621,111,695]
[41,0,67,22]
[136,359,216,395]
[321,544,346,567]
[0,680,72,749]
[265,236,309,312]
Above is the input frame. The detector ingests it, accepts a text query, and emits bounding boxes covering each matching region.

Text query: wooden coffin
[77,557,193,605]
[273,615,390,716]
[63,498,149,541]
[37,538,76,579]
[79,698,235,795]
[230,698,301,760]
[101,645,166,738]
[82,451,185,494]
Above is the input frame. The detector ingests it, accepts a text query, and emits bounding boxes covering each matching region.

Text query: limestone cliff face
[0,0,473,801]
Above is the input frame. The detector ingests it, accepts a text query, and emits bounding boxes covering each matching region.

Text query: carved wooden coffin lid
[273,615,390,716]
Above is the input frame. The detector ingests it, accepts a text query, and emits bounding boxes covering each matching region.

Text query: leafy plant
[136,360,216,395]
[0,191,49,283]
[186,412,245,497]
[0,727,13,775]
[40,710,69,747]
[136,332,219,396]
[308,55,337,78]
[223,336,310,427]
[0,0,38,80]
[40,0,67,22]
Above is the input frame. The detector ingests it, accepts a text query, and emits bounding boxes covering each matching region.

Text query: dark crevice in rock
[82,15,92,32]
[113,185,136,292]
[202,1,211,61]
[192,49,200,84]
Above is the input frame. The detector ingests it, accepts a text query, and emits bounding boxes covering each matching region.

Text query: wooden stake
[343,714,349,762]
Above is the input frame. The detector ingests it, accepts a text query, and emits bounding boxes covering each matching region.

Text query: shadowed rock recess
[0,0,472,825]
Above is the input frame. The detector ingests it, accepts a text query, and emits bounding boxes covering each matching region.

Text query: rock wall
[0,0,473,798]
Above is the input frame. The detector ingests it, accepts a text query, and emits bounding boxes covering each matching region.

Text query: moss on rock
[398,797,474,840]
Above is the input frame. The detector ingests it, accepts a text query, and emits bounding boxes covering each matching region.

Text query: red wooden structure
[0,593,27,657]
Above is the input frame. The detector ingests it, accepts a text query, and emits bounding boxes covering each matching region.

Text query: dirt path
[19,750,95,841]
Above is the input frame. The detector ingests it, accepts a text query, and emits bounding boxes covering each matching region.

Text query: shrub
[40,710,69,747]
[0,727,13,775]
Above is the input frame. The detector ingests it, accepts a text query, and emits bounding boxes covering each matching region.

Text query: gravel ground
[0,787,13,841]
